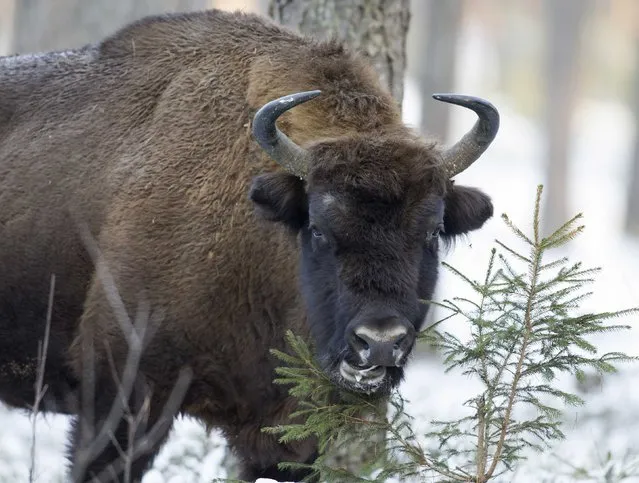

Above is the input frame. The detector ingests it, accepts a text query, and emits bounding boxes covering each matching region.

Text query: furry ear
[249,172,308,231]
[442,184,493,237]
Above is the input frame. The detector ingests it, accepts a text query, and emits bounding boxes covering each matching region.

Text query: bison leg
[68,372,174,482]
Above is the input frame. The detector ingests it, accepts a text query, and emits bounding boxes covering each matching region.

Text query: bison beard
[0,8,498,483]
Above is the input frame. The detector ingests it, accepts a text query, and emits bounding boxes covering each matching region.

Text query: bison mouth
[339,360,385,385]
[317,352,404,395]
[331,359,394,394]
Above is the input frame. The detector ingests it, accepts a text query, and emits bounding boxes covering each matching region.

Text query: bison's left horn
[252,90,322,179]
[433,94,500,178]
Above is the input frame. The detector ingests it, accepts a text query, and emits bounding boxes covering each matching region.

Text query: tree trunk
[542,0,588,235]
[625,36,639,237]
[0,0,16,55]
[269,0,410,108]
[409,0,463,142]
[11,0,210,53]
[269,0,410,475]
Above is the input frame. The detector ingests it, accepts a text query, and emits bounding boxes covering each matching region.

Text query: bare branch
[29,274,56,483]
[92,367,193,482]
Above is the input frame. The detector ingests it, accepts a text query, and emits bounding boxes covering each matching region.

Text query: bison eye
[309,225,329,250]
[427,223,445,242]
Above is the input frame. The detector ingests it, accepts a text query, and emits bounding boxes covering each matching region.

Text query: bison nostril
[392,334,407,351]
[347,312,416,367]
[350,333,369,351]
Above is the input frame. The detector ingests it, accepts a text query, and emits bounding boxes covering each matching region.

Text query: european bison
[0,8,498,482]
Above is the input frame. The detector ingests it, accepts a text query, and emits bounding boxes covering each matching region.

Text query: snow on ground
[2,66,639,483]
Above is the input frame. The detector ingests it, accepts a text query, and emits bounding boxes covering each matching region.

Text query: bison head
[249,91,499,394]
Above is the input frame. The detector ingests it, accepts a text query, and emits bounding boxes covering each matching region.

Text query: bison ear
[249,172,308,231]
[442,184,493,237]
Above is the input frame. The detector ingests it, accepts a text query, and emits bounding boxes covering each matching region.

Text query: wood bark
[269,0,410,108]
[11,0,210,53]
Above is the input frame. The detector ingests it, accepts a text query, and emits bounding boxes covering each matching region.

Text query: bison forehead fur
[0,8,494,482]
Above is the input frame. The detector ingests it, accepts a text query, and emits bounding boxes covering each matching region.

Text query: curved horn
[252,90,322,179]
[432,94,500,178]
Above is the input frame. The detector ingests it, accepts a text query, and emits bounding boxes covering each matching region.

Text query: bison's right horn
[252,90,322,179]
[433,94,500,178]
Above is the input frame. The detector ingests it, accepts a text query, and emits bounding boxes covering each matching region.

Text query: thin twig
[71,302,148,481]
[92,367,193,482]
[29,274,55,483]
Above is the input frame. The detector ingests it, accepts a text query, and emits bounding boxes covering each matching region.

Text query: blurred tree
[625,34,639,237]
[0,0,16,55]
[405,0,462,341]
[11,0,210,53]
[408,0,463,141]
[268,0,410,474]
[542,0,589,234]
[269,0,410,108]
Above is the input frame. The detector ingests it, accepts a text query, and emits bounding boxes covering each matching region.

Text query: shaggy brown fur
[0,9,494,482]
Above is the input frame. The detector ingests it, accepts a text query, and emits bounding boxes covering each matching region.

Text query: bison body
[0,9,496,482]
